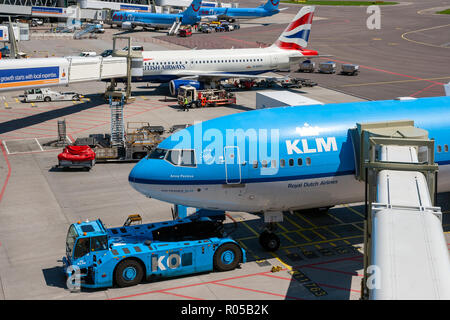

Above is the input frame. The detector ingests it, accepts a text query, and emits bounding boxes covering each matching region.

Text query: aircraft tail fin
[261,0,280,11]
[273,6,315,51]
[182,0,202,19]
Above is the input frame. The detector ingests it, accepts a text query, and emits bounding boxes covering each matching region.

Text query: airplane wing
[175,70,289,82]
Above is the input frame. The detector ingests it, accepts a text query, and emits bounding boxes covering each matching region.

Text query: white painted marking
[35,138,44,151]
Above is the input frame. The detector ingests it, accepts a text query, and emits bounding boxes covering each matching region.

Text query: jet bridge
[0,36,144,101]
[353,120,450,299]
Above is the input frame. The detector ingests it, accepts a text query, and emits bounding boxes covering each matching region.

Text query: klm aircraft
[128,96,450,249]
[199,0,285,21]
[111,0,202,29]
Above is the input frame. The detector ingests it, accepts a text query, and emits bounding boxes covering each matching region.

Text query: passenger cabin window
[437,145,442,153]
[297,158,303,166]
[280,159,285,168]
[253,161,258,168]
[306,157,311,166]
[445,145,449,152]
[289,159,294,167]
[261,160,268,168]
[271,160,276,168]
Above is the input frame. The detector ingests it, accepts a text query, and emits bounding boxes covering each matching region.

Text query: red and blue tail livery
[275,6,315,51]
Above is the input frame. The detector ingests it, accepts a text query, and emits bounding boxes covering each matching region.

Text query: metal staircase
[109,95,125,147]
[74,24,99,39]
[168,20,181,35]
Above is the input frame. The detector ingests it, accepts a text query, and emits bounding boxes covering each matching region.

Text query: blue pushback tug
[63,214,245,289]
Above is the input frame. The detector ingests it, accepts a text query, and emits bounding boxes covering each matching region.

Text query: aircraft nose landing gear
[258,223,280,252]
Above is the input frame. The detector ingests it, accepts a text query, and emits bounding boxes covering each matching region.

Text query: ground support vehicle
[298,60,315,72]
[177,85,236,108]
[23,88,80,102]
[178,26,192,37]
[73,122,164,162]
[297,78,318,87]
[280,78,303,89]
[63,215,246,289]
[215,25,225,32]
[340,64,359,76]
[57,145,95,170]
[199,24,213,33]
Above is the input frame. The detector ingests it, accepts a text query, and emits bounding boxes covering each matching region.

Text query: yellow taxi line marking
[295,230,311,242]
[269,252,292,271]
[284,215,304,230]
[326,212,345,224]
[294,212,317,227]
[280,232,297,245]
[240,220,259,237]
[401,23,450,48]
[281,235,363,250]
[323,226,351,245]
[352,223,365,232]
[277,223,289,232]
[344,204,365,218]
[311,230,327,241]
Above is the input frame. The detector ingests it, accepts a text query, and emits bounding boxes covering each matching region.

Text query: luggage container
[318,61,336,74]
[298,59,315,73]
[341,64,359,76]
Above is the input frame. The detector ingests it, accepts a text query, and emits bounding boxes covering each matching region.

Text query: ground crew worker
[183,97,190,112]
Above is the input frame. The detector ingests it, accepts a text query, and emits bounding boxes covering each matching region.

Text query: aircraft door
[270,54,279,68]
[224,146,241,184]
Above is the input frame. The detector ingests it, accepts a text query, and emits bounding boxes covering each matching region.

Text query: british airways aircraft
[111,0,202,30]
[132,6,318,95]
[199,0,285,22]
[128,96,450,250]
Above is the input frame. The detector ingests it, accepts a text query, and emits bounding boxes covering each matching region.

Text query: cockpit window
[165,149,196,167]
[147,148,167,159]
[166,150,181,165]
[180,150,195,167]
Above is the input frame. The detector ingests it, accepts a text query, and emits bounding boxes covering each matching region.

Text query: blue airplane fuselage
[129,91,450,213]
[199,7,280,19]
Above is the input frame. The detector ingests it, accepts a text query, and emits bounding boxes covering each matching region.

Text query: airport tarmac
[0,0,449,300]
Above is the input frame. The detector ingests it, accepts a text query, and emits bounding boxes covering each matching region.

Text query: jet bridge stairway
[350,120,450,300]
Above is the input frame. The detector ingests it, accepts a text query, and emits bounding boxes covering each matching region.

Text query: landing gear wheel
[213,243,242,272]
[115,259,143,288]
[259,231,280,252]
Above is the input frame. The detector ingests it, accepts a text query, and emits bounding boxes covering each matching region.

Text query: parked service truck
[23,88,81,102]
[177,85,236,108]
[63,215,245,289]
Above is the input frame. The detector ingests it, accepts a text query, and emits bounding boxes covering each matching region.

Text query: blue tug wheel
[214,243,242,272]
[115,259,143,288]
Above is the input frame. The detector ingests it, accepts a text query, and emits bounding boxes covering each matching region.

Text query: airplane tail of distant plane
[261,0,280,11]
[273,6,315,50]
[182,0,203,24]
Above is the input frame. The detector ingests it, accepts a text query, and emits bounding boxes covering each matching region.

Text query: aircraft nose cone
[128,159,150,195]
